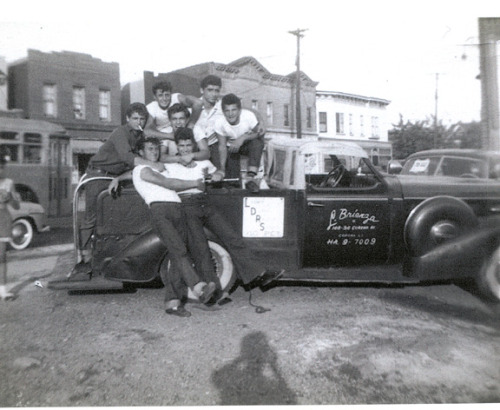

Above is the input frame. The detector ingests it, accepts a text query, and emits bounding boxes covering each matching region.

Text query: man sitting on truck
[72,103,164,277]
[213,93,265,193]
[164,127,283,302]
[109,137,216,318]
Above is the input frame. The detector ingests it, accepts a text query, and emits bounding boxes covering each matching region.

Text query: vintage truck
[62,137,500,304]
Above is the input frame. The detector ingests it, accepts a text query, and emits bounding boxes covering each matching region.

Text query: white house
[316,90,392,169]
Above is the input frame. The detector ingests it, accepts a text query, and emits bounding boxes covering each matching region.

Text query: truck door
[303,172,392,268]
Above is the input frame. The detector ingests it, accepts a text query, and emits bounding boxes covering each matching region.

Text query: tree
[389,116,482,159]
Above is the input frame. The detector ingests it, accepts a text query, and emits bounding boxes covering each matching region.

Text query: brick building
[7,49,121,174]
[316,91,392,169]
[122,56,319,139]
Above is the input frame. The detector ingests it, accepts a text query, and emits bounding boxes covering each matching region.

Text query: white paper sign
[409,159,430,174]
[242,197,284,238]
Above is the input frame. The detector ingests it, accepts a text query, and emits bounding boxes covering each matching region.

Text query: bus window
[0,131,19,140]
[23,133,42,164]
[0,145,19,162]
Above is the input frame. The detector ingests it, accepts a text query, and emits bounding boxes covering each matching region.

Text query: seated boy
[162,103,210,164]
[213,93,265,193]
[145,81,203,158]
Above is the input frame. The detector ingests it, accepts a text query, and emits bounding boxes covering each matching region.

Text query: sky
[1,0,498,126]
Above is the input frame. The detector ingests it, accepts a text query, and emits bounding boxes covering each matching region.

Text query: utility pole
[289,28,307,138]
[434,73,439,148]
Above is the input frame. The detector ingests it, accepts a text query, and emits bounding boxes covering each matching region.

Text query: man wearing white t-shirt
[110,137,216,317]
[213,93,265,193]
[145,81,203,157]
[165,128,283,301]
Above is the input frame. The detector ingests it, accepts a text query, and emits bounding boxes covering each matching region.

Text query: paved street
[1,243,499,406]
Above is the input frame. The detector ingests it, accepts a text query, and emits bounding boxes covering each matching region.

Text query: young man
[165,128,283,300]
[162,103,210,164]
[72,103,164,277]
[111,137,216,317]
[145,81,203,157]
[193,75,225,171]
[213,93,265,193]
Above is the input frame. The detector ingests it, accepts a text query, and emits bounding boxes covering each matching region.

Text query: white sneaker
[0,285,14,301]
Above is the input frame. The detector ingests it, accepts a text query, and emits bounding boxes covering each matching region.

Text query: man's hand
[228,136,245,153]
[211,170,224,182]
[108,178,121,199]
[196,178,205,192]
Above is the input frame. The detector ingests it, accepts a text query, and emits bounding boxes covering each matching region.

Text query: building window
[99,90,111,121]
[336,112,345,135]
[72,86,86,119]
[360,115,365,137]
[43,84,57,117]
[349,114,353,136]
[252,100,258,110]
[319,112,327,133]
[307,107,312,128]
[284,104,290,127]
[266,102,273,124]
[371,116,380,139]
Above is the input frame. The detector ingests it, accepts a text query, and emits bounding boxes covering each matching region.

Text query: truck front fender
[405,226,500,281]
[103,230,167,282]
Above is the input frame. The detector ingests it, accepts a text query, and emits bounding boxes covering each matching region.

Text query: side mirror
[387,160,403,175]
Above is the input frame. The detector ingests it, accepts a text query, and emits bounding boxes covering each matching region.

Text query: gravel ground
[0,251,499,406]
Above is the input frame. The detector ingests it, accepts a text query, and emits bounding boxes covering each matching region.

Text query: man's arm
[248,108,267,136]
[108,170,133,196]
[178,94,203,127]
[144,116,174,140]
[217,133,228,174]
[140,167,204,192]
[228,124,261,153]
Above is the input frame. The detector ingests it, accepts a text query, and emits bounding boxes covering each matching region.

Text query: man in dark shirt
[72,102,164,276]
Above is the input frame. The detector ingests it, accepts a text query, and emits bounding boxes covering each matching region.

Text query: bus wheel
[476,244,500,304]
[10,218,34,250]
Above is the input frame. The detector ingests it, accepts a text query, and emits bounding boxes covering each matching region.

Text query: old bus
[0,117,72,217]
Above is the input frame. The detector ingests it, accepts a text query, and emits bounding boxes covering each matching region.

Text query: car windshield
[402,156,488,178]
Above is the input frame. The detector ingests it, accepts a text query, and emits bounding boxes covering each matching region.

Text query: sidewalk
[6,243,74,291]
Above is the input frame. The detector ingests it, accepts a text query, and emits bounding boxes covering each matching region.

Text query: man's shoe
[245,179,260,193]
[259,269,285,288]
[165,306,191,317]
[198,282,216,304]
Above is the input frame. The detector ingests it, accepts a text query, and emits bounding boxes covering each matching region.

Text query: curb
[7,243,74,261]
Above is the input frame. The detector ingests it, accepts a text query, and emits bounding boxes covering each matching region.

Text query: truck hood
[394,174,500,199]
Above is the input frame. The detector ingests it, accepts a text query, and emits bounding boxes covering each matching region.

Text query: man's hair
[200,75,222,90]
[221,93,241,110]
[174,127,196,145]
[152,81,172,95]
[126,102,149,119]
[137,136,161,151]
[167,103,191,120]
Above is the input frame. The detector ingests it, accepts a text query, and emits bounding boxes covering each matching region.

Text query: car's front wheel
[10,218,34,250]
[164,240,236,300]
[476,244,500,304]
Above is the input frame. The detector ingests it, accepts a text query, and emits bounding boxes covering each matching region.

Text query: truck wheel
[476,244,500,303]
[404,196,478,257]
[9,218,34,250]
[164,240,235,300]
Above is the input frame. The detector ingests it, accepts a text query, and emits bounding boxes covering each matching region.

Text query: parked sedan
[8,184,49,250]
[398,149,500,179]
